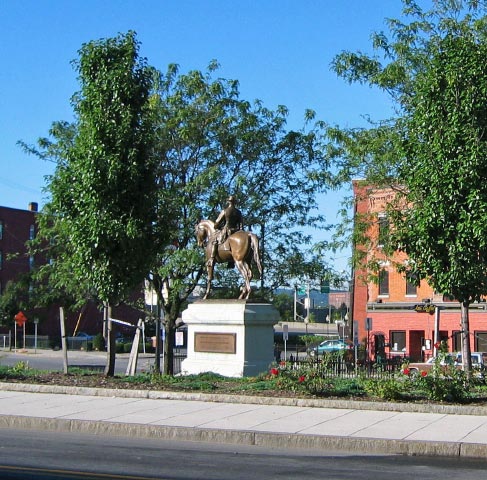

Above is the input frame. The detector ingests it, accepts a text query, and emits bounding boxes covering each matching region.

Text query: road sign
[353,320,359,347]
[14,311,27,326]
[297,285,306,295]
[282,324,289,341]
[320,280,330,294]
[365,317,373,331]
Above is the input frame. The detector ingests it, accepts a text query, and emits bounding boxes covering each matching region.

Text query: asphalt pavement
[2,349,487,459]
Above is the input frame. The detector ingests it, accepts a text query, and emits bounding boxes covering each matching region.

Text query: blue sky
[0,0,406,270]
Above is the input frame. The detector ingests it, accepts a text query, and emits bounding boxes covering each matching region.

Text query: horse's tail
[249,233,263,277]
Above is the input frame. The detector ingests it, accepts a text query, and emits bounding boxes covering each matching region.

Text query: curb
[2,382,487,415]
[0,413,484,458]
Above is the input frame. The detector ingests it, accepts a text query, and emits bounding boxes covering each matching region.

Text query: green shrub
[93,333,105,351]
[414,368,468,402]
[11,361,30,374]
[403,352,470,402]
[361,377,405,401]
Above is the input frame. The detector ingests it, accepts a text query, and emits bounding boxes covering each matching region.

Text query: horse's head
[195,222,207,247]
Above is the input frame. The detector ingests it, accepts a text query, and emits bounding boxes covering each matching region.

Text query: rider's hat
[227,195,237,203]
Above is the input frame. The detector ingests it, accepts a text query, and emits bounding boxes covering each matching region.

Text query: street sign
[353,320,359,347]
[14,311,27,326]
[282,324,289,341]
[365,317,373,331]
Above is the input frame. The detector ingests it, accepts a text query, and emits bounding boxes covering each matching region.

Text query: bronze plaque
[194,332,236,354]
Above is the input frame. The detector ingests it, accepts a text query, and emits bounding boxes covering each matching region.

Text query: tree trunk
[163,321,175,376]
[460,301,472,380]
[154,300,161,374]
[104,304,116,376]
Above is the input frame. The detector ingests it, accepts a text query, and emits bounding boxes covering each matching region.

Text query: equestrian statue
[195,195,262,300]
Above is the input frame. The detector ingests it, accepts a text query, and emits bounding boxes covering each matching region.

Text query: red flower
[298,375,306,383]
[279,361,286,367]
[270,368,279,376]
[402,368,410,375]
[421,371,427,377]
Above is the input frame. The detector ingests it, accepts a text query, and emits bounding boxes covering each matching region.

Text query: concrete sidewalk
[1,383,487,458]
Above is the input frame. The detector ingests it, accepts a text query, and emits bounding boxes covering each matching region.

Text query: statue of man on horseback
[210,195,243,268]
[195,195,262,300]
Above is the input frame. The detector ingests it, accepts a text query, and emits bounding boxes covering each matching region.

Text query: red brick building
[0,203,142,342]
[352,182,487,362]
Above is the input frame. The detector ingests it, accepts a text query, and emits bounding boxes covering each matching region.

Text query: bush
[361,377,405,401]
[414,367,468,402]
[92,333,105,351]
[269,361,364,397]
[403,352,471,402]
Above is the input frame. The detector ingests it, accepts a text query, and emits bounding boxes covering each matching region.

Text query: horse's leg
[235,260,251,299]
[203,262,214,300]
[243,261,252,299]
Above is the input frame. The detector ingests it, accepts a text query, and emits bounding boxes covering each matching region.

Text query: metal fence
[173,350,186,375]
[1,334,50,350]
[283,355,405,378]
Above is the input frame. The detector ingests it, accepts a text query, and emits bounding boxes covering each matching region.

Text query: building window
[378,213,389,247]
[378,269,389,296]
[452,331,462,351]
[390,331,406,352]
[0,220,3,240]
[29,224,35,240]
[29,256,34,271]
[405,272,418,296]
[475,332,487,352]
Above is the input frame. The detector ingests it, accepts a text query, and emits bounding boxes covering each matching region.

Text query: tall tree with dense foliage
[329,0,487,376]
[45,32,160,375]
[149,62,332,374]
[22,46,334,376]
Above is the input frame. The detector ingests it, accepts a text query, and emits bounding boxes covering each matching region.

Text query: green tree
[149,62,332,374]
[44,32,160,375]
[21,50,334,376]
[329,0,487,377]
[270,292,294,322]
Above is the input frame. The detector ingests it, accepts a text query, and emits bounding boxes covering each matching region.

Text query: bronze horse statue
[195,220,262,299]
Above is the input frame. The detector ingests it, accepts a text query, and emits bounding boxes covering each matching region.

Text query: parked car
[408,352,487,377]
[408,354,455,375]
[455,352,487,373]
[65,332,94,342]
[308,339,353,357]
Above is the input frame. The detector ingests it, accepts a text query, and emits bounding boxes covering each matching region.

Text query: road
[0,429,487,480]
[0,349,156,374]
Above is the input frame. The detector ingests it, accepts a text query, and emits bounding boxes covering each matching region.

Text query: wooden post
[126,319,143,376]
[59,307,68,374]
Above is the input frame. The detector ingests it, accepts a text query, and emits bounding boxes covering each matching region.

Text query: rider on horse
[210,195,243,267]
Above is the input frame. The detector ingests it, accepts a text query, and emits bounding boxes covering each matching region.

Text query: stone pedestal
[181,300,280,378]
